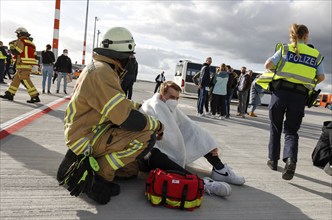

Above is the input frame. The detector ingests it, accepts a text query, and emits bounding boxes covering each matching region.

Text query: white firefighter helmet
[15,27,28,34]
[100,27,135,53]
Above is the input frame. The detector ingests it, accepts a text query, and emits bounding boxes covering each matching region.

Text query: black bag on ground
[312,121,332,167]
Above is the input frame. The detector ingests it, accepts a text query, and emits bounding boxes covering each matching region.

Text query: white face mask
[165,99,178,112]
[63,53,68,56]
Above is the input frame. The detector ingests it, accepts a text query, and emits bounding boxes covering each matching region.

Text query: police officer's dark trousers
[268,89,306,162]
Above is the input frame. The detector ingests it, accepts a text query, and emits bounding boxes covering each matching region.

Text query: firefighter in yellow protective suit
[56,27,164,205]
[0,27,40,103]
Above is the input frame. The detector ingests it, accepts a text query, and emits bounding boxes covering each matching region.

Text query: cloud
[0,0,331,92]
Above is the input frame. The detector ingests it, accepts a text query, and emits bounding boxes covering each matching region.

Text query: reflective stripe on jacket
[64,54,159,155]
[0,49,7,60]
[256,71,275,90]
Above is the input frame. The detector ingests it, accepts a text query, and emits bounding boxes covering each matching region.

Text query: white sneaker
[203,177,232,197]
[197,113,205,117]
[211,164,245,185]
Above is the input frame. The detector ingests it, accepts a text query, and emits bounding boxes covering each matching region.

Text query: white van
[173,60,217,95]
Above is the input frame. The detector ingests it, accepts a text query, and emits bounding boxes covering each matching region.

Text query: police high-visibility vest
[11,37,38,68]
[257,43,323,92]
[274,43,322,91]
[0,50,6,60]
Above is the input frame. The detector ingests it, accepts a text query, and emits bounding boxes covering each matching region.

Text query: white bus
[174,59,271,105]
[173,60,217,95]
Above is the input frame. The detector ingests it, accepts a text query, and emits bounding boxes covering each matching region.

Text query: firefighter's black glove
[59,154,100,197]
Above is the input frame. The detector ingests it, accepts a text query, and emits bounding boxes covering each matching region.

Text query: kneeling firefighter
[57,27,164,204]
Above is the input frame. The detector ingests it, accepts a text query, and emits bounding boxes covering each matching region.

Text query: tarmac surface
[0,75,331,220]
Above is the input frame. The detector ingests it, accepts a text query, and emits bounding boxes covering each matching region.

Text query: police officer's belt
[272,80,308,95]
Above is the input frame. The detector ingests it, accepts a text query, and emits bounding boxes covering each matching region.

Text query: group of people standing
[196,58,262,119]
[195,23,326,182]
[41,45,72,95]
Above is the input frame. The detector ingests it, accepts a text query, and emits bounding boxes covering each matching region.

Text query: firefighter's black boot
[0,91,14,101]
[27,96,40,103]
[56,149,78,182]
[86,175,121,205]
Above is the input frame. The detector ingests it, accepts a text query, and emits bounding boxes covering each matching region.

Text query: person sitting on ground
[140,81,245,190]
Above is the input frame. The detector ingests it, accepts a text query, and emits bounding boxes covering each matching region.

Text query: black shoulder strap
[180,184,188,210]
[161,180,168,205]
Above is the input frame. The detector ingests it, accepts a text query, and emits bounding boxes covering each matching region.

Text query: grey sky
[1,0,331,92]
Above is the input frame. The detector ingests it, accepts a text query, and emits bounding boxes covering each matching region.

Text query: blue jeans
[57,72,67,91]
[42,64,53,91]
[198,88,208,114]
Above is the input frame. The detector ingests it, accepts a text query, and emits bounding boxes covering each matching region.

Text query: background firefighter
[56,27,164,205]
[0,27,40,103]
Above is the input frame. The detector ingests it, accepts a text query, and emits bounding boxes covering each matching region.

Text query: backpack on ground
[312,121,332,167]
[145,168,204,211]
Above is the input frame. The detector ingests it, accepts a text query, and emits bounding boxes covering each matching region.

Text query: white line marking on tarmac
[0,96,70,130]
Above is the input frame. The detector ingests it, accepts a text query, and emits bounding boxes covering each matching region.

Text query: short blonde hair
[160,81,182,95]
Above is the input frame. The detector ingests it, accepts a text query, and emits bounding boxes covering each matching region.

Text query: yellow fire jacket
[64,54,162,156]
[9,37,37,69]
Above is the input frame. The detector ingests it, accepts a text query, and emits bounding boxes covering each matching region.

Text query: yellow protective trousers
[7,68,39,97]
[93,127,154,181]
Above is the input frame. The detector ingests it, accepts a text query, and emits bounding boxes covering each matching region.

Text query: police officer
[263,24,325,180]
[0,27,40,103]
[56,27,164,204]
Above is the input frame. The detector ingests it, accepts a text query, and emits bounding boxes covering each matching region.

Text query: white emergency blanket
[141,93,217,167]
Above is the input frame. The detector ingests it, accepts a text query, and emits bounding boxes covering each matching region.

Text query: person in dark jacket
[154,71,166,93]
[236,66,250,118]
[0,41,8,84]
[41,44,55,94]
[54,49,72,94]
[225,65,237,118]
[4,50,13,80]
[121,54,138,99]
[197,57,212,116]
